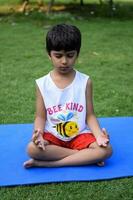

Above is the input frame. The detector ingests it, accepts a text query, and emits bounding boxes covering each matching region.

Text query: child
[24,24,112,168]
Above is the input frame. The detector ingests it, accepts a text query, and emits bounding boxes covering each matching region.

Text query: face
[49,50,78,74]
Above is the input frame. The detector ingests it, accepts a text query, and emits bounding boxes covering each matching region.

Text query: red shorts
[43,132,96,150]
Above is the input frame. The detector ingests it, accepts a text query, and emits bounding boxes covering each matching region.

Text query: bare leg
[24,142,112,168]
[24,142,78,168]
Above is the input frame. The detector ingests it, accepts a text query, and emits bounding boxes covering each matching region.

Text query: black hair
[46,24,81,56]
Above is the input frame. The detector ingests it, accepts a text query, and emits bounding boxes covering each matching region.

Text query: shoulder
[36,73,49,83]
[35,73,50,97]
[87,78,92,86]
[86,78,93,97]
[76,70,92,85]
[76,70,89,79]
[35,73,50,87]
[76,70,90,85]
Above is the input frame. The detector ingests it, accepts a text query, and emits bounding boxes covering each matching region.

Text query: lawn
[0,0,133,199]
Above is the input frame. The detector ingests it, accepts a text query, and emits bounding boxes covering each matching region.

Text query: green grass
[0,179,133,200]
[0,15,133,123]
[0,1,133,199]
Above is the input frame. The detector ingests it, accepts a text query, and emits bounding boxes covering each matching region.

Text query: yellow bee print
[53,121,79,137]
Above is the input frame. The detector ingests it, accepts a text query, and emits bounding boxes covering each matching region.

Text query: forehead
[51,50,77,54]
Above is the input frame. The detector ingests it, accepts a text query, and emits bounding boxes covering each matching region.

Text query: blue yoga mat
[0,117,133,187]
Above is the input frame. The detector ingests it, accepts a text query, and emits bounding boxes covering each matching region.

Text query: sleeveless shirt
[36,70,90,141]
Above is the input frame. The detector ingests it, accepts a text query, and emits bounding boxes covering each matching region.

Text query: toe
[97,161,105,167]
[23,159,34,168]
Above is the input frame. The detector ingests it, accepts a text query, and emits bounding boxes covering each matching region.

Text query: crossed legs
[23,141,112,168]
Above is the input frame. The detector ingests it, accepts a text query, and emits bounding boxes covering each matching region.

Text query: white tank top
[36,70,90,141]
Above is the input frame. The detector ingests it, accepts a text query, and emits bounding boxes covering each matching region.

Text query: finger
[32,135,37,142]
[41,144,46,150]
[100,141,107,147]
[32,132,39,140]
[97,142,102,146]
[104,139,110,146]
[102,128,110,138]
[104,136,109,141]
[32,134,39,142]
[43,140,49,145]
[103,139,109,145]
[35,140,45,150]
[106,139,109,144]
[33,139,38,145]
[34,139,41,145]
[40,140,46,150]
[102,144,107,147]
[34,130,40,134]
[38,142,45,150]
[102,128,107,134]
[38,143,43,149]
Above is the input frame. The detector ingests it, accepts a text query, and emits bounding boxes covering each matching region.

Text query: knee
[26,142,39,158]
[107,144,113,158]
[101,144,113,159]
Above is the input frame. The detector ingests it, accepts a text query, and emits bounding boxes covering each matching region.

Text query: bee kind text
[47,102,84,115]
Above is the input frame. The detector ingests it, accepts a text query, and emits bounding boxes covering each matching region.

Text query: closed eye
[66,53,75,58]
[54,54,63,58]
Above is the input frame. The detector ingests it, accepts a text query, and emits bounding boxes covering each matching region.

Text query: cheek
[51,58,59,65]
[70,57,77,63]
[68,60,76,66]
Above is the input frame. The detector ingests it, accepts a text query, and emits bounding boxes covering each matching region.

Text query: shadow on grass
[0,2,133,22]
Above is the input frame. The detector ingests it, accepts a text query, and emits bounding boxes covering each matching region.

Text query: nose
[61,56,67,65]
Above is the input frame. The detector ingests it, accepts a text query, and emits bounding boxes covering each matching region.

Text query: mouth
[59,67,71,72]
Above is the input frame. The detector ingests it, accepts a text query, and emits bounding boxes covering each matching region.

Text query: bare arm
[32,85,49,150]
[34,85,46,132]
[86,79,109,146]
[86,79,102,137]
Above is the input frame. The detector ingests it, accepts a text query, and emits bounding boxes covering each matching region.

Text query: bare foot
[23,159,105,168]
[23,159,53,168]
[23,159,37,168]
[97,161,105,167]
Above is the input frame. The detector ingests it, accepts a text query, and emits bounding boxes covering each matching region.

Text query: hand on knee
[32,130,49,150]
[27,142,46,159]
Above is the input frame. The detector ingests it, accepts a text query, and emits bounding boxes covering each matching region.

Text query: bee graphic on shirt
[51,112,79,137]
